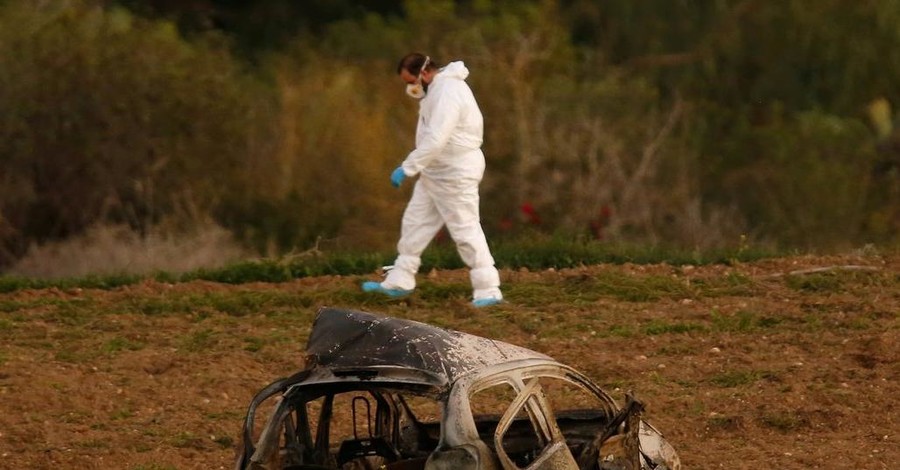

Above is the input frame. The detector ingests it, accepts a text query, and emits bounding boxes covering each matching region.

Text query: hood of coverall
[435,61,470,83]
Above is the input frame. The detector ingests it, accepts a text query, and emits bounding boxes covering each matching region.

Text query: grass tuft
[758,411,810,431]
[643,320,706,335]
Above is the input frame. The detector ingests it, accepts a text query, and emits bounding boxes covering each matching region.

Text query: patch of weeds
[0,276,40,293]
[141,427,164,438]
[0,318,13,331]
[602,379,628,391]
[266,329,302,347]
[800,313,824,330]
[694,273,758,297]
[672,378,696,388]
[0,351,7,365]
[243,336,265,352]
[289,293,317,309]
[75,274,142,290]
[131,443,155,453]
[757,316,781,328]
[76,438,110,449]
[688,400,706,416]
[110,407,134,420]
[417,282,470,301]
[127,297,195,316]
[605,324,635,337]
[102,337,145,355]
[212,435,234,448]
[531,313,595,340]
[188,259,295,284]
[517,316,544,335]
[708,370,769,388]
[643,320,706,336]
[191,309,214,322]
[647,371,669,385]
[329,287,386,306]
[46,300,96,326]
[204,291,302,316]
[785,273,843,292]
[0,300,26,313]
[711,309,762,333]
[585,273,693,302]
[707,414,744,431]
[170,431,205,449]
[843,316,872,330]
[759,411,809,431]
[180,329,217,352]
[505,284,561,307]
[52,328,92,342]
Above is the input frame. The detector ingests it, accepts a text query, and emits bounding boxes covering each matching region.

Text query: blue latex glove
[390,166,406,188]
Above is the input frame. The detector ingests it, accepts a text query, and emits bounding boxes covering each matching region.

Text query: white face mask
[406,80,425,99]
[404,56,430,100]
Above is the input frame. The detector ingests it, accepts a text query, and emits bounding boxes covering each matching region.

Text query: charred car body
[236,308,680,470]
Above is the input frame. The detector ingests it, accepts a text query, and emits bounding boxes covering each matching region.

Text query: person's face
[399,69,419,86]
[399,68,435,85]
[401,66,434,99]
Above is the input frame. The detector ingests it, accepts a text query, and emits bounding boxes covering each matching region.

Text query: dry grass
[7,222,250,279]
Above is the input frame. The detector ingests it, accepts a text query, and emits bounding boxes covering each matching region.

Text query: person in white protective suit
[361,53,503,307]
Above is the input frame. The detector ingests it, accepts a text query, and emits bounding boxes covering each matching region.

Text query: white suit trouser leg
[384,177,502,300]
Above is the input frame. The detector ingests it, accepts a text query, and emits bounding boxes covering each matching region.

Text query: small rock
[710,347,721,354]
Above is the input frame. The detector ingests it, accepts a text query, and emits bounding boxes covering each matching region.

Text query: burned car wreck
[236,307,680,470]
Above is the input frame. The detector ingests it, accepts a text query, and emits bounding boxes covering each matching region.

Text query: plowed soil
[0,254,897,469]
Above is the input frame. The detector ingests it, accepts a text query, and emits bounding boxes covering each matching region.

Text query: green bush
[0,1,276,265]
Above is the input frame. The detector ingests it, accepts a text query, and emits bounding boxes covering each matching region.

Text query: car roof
[303,307,554,386]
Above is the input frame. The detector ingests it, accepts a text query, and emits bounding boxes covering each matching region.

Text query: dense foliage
[1,0,897,269]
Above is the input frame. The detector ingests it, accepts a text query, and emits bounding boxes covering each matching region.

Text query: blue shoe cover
[361,281,413,298]
[472,297,503,307]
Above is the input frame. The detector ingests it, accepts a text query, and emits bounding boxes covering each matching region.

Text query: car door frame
[492,375,580,470]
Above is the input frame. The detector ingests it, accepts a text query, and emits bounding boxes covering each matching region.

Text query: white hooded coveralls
[384,61,502,301]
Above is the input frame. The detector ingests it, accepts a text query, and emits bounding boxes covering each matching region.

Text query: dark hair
[396,52,438,75]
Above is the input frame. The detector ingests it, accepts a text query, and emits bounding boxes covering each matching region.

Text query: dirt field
[0,253,897,469]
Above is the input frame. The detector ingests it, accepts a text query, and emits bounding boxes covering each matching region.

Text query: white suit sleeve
[401,92,462,176]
